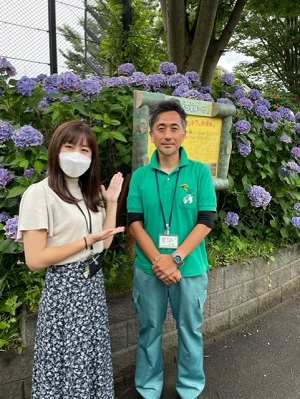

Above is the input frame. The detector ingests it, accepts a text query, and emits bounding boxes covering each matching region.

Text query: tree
[60,0,167,77]
[159,0,249,86]
[229,1,300,106]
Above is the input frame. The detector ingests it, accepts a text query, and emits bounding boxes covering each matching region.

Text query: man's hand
[152,254,182,285]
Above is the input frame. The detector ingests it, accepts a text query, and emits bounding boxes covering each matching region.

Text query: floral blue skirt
[31,258,114,399]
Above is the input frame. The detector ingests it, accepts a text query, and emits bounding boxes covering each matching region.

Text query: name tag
[159,234,178,249]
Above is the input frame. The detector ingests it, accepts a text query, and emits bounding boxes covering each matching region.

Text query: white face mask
[59,152,92,178]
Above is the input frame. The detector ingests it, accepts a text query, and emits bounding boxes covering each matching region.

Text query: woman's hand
[101,172,124,203]
[88,226,125,245]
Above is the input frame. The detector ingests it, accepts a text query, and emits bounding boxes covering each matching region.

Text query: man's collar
[150,147,189,170]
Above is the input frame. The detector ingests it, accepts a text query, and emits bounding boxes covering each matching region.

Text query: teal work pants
[133,266,208,399]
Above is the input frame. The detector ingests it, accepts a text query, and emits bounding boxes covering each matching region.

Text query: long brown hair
[48,120,102,212]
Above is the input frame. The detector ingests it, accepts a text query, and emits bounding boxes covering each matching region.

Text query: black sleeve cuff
[127,212,144,226]
[197,211,215,229]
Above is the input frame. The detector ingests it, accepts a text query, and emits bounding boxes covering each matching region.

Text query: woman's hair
[48,120,102,211]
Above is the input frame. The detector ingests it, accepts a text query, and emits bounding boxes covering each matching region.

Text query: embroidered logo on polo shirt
[183,194,194,204]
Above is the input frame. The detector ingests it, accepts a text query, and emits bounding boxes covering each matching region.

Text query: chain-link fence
[0,0,85,78]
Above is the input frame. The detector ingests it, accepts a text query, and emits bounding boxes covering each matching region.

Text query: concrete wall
[1,244,300,399]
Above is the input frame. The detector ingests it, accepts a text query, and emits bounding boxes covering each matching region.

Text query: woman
[17,120,125,399]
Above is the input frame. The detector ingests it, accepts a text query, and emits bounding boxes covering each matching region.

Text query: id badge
[159,234,178,249]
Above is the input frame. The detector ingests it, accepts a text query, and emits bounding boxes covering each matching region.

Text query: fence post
[48,0,57,74]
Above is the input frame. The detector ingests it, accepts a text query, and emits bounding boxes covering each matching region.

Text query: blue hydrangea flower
[183,89,202,100]
[4,216,19,239]
[280,167,292,177]
[57,72,82,92]
[0,211,11,222]
[249,89,262,100]
[220,73,235,85]
[0,120,12,142]
[263,122,277,132]
[185,71,201,86]
[16,76,37,96]
[105,76,129,87]
[159,62,177,75]
[236,137,252,157]
[167,73,190,87]
[12,125,43,148]
[23,168,35,178]
[128,72,148,88]
[217,98,234,105]
[0,56,17,76]
[225,212,239,226]
[235,120,251,134]
[294,203,300,213]
[233,88,245,100]
[38,100,50,112]
[147,74,167,91]
[248,185,272,208]
[202,93,214,102]
[81,77,102,95]
[292,124,300,134]
[256,98,271,109]
[277,106,295,122]
[286,161,300,173]
[36,73,48,82]
[295,112,300,121]
[0,166,13,189]
[117,63,136,76]
[279,134,292,143]
[172,84,189,97]
[236,97,253,110]
[291,147,300,158]
[255,105,271,119]
[291,217,300,228]
[200,86,212,94]
[42,74,59,97]
[270,111,282,122]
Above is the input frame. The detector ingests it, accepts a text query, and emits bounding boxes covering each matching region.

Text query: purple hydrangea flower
[225,212,239,226]
[263,122,277,132]
[217,98,234,105]
[37,100,50,112]
[202,93,214,102]
[292,124,300,134]
[256,98,271,109]
[0,166,13,189]
[185,71,201,86]
[81,77,102,95]
[291,147,300,158]
[235,120,251,134]
[0,57,17,76]
[36,73,48,82]
[12,125,43,148]
[105,76,129,87]
[255,105,271,119]
[236,137,252,157]
[147,74,167,91]
[159,62,177,75]
[0,211,11,222]
[4,215,19,239]
[42,74,59,96]
[277,106,295,122]
[270,111,282,122]
[233,88,246,100]
[249,89,262,100]
[17,76,37,96]
[295,112,300,121]
[294,203,300,213]
[236,97,253,110]
[128,72,148,88]
[117,63,136,76]
[279,134,292,143]
[183,89,202,100]
[248,185,272,208]
[57,72,82,92]
[172,84,189,97]
[0,120,12,142]
[291,217,300,228]
[286,161,300,173]
[167,73,190,87]
[280,167,292,177]
[220,73,235,85]
[200,86,212,94]
[23,168,35,178]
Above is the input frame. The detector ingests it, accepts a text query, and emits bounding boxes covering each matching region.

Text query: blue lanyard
[155,169,180,235]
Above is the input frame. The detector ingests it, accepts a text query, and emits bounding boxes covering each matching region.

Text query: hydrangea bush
[1,60,300,350]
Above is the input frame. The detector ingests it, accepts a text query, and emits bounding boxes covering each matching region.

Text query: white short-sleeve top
[17,177,105,265]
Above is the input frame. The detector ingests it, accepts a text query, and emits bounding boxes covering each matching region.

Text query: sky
[0,1,250,79]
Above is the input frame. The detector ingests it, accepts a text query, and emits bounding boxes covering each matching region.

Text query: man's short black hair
[149,99,187,131]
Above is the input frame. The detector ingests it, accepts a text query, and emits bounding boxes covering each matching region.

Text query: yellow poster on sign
[147,115,222,177]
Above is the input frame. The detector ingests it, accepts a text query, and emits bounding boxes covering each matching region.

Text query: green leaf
[110,131,127,142]
[6,186,27,199]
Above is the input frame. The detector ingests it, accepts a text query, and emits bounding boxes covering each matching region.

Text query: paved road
[116,293,300,399]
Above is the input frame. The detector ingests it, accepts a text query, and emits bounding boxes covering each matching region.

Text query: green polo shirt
[127,148,217,277]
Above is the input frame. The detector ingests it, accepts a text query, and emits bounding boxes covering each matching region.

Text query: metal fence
[0,0,85,78]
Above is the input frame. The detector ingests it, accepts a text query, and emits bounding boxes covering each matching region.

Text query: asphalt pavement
[116,293,300,399]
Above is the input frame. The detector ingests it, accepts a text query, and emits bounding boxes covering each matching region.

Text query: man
[127,99,217,399]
